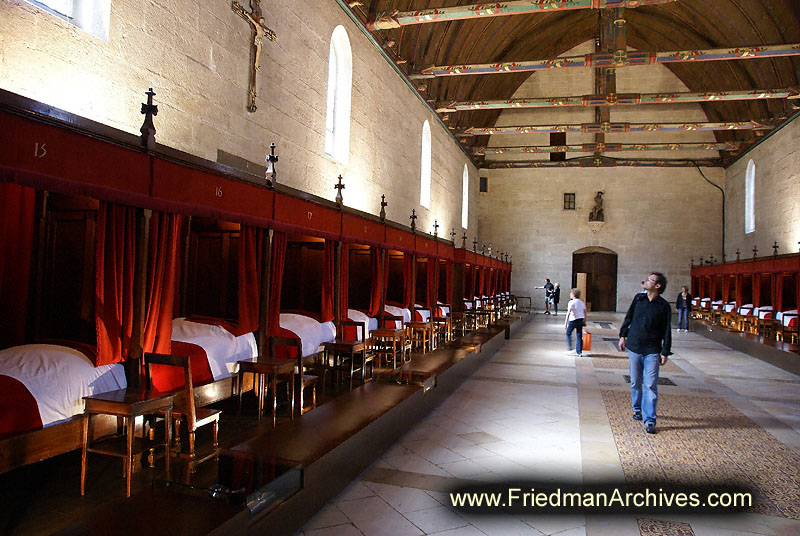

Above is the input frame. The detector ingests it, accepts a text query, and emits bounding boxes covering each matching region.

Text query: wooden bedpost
[128,208,150,388]
[409,252,417,311]
[258,229,273,355]
[334,240,342,327]
[379,248,387,327]
[179,216,192,317]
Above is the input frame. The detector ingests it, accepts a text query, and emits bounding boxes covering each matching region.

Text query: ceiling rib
[483,157,720,168]
[460,120,768,136]
[473,141,743,154]
[437,87,799,112]
[411,43,800,78]
[368,0,677,30]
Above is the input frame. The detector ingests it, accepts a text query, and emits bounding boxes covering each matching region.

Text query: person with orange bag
[564,288,587,356]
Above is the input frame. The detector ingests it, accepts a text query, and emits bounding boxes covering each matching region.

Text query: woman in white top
[565,288,587,356]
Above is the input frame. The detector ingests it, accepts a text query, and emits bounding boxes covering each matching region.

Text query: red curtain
[0,183,36,349]
[142,212,182,355]
[735,275,743,305]
[465,266,473,300]
[722,275,730,303]
[775,274,783,312]
[753,274,760,307]
[268,232,287,339]
[339,243,349,321]
[403,253,413,308]
[321,240,336,322]
[368,247,383,317]
[96,202,136,366]
[238,226,264,334]
[478,268,486,297]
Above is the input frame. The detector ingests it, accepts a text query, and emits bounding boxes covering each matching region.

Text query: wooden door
[572,250,618,311]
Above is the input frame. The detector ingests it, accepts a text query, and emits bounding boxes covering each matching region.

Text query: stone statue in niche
[589,191,604,222]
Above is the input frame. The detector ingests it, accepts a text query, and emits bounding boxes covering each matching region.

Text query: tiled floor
[296,313,800,536]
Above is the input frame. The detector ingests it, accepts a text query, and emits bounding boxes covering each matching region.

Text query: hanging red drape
[268,231,287,338]
[96,202,136,366]
[478,267,486,297]
[237,226,264,334]
[339,243,349,321]
[722,275,730,303]
[735,274,743,305]
[426,258,436,308]
[403,253,413,307]
[465,265,473,300]
[142,211,182,355]
[0,183,36,349]
[320,240,336,322]
[775,274,783,311]
[368,248,383,317]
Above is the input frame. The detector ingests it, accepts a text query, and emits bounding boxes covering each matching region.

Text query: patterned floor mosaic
[603,390,800,520]
[637,518,694,536]
[592,355,684,373]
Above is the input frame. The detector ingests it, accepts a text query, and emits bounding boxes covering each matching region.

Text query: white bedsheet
[0,344,126,427]
[347,309,377,339]
[754,305,773,319]
[279,313,336,357]
[776,310,798,326]
[384,305,411,326]
[414,306,431,322]
[438,304,450,316]
[737,304,754,315]
[171,318,258,380]
[723,303,736,312]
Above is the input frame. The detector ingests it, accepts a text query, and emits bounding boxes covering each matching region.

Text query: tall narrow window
[27,0,111,41]
[745,159,755,234]
[420,120,431,208]
[325,26,352,165]
[461,165,469,229]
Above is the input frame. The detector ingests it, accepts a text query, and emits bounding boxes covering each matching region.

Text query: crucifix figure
[232,0,277,112]
[409,209,417,232]
[380,194,387,222]
[433,220,439,237]
[335,175,345,207]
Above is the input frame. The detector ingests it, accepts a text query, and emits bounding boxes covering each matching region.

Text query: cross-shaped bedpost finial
[232,0,277,112]
[265,142,278,187]
[773,241,779,256]
[433,220,439,237]
[450,229,456,242]
[699,256,704,265]
[488,244,492,256]
[709,254,715,265]
[334,174,345,208]
[461,233,467,248]
[140,87,158,149]
[752,245,758,259]
[379,194,387,222]
[481,243,486,255]
[410,209,417,232]
[690,257,694,267]
[735,249,740,261]
[472,237,478,252]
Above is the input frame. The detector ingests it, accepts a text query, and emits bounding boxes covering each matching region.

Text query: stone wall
[477,41,724,310]
[0,0,477,235]
[724,115,800,261]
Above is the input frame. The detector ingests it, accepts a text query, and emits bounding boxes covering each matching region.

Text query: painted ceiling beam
[368,0,677,30]
[436,88,799,113]
[482,157,721,168]
[459,120,766,136]
[472,141,743,154]
[411,43,800,78]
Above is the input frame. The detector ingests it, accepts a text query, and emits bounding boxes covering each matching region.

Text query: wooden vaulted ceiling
[344,0,800,167]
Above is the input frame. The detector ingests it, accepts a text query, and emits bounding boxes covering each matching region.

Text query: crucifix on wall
[231,0,277,112]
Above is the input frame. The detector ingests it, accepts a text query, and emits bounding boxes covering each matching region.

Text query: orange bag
[582,331,592,351]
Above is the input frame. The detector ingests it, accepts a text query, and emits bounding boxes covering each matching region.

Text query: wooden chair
[270,336,318,415]
[144,352,220,471]
[334,320,374,389]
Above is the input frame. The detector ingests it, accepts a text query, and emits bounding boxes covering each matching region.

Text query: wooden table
[369,328,404,369]
[405,321,433,353]
[238,357,296,427]
[322,339,368,390]
[81,388,174,498]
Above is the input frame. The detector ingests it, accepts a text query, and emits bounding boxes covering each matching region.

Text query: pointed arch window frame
[325,25,352,165]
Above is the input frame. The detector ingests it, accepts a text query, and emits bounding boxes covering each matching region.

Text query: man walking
[535,279,555,314]
[619,272,672,434]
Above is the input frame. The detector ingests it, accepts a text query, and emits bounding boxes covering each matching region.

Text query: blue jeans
[628,350,661,425]
[566,318,584,354]
[677,308,689,330]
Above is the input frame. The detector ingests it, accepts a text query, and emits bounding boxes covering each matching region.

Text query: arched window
[461,164,469,229]
[745,159,755,234]
[325,26,352,164]
[28,0,110,40]
[420,120,431,208]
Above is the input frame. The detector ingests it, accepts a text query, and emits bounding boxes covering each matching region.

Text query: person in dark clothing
[676,286,692,332]
[535,279,555,314]
[619,272,672,434]
[552,283,561,316]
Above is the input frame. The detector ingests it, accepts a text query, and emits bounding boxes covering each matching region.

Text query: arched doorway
[572,247,618,311]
